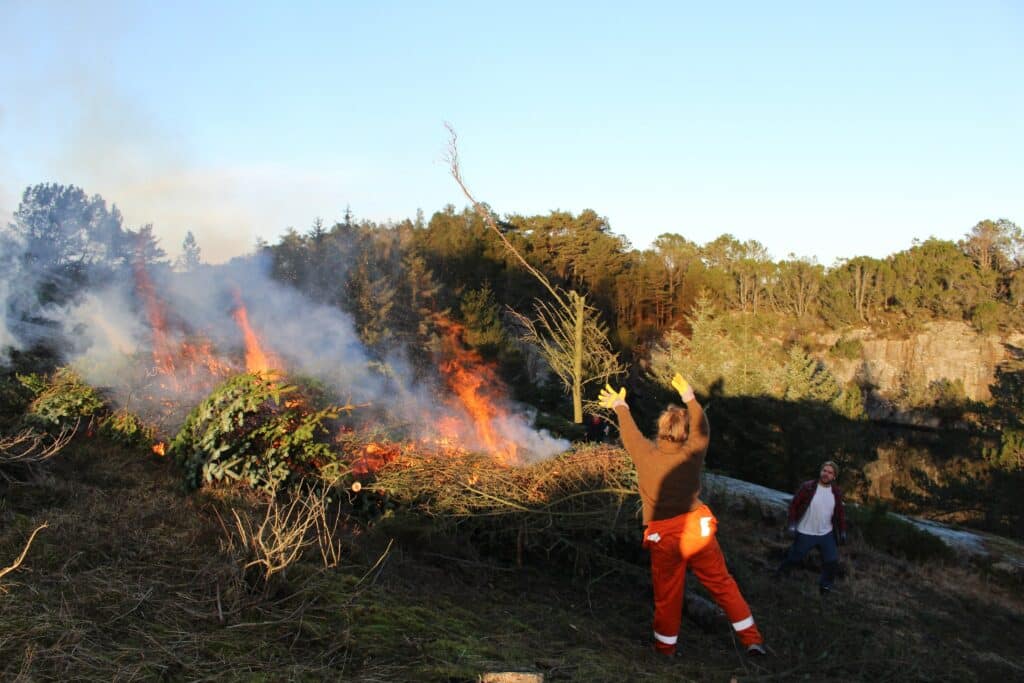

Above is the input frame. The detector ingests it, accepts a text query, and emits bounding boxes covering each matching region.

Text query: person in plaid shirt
[776,461,848,594]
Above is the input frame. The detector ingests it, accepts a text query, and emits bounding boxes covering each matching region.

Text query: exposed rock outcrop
[861,444,945,499]
[818,321,1024,401]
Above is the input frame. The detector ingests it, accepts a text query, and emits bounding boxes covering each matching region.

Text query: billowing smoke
[1,183,133,359]
[57,286,146,384]
[153,255,390,400]
[45,255,389,425]
[2,188,568,461]
[0,278,15,355]
[0,216,28,361]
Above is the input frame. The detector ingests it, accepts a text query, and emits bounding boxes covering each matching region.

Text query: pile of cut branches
[170,372,358,494]
[363,444,644,573]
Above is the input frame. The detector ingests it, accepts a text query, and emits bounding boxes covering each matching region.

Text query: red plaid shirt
[787,480,847,534]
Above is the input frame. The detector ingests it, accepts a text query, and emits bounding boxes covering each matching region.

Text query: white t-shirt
[797,484,835,536]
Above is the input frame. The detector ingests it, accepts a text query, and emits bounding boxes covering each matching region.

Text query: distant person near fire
[598,374,766,657]
[776,461,847,595]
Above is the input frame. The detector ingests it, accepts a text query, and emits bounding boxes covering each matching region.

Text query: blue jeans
[779,531,839,589]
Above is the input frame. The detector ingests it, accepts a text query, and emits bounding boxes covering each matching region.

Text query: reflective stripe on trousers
[644,504,763,653]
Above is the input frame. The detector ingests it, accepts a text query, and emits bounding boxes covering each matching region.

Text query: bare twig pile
[364,443,643,570]
[0,424,77,482]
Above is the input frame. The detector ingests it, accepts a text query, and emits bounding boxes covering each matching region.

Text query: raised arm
[598,384,648,459]
[672,374,709,450]
[613,403,648,457]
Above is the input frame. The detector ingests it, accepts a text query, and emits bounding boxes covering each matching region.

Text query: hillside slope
[1,439,1022,682]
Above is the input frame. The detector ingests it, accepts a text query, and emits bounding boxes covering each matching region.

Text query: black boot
[820,561,838,594]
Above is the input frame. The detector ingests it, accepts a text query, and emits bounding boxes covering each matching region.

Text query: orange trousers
[643,504,763,655]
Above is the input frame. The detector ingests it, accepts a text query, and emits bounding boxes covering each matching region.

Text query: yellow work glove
[598,384,627,409]
[671,373,695,402]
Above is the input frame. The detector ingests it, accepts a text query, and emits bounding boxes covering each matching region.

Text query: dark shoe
[746,643,767,656]
[819,584,835,596]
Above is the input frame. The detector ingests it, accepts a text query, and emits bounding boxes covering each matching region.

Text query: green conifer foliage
[459,285,507,357]
[169,373,343,494]
[832,382,867,421]
[20,368,105,428]
[782,346,840,404]
[649,295,783,398]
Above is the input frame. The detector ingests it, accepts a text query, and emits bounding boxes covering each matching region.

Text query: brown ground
[1,438,1022,682]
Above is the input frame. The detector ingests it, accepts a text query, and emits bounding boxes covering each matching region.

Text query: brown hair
[821,460,839,477]
[657,405,689,443]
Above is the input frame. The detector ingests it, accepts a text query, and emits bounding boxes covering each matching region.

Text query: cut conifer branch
[445,123,624,423]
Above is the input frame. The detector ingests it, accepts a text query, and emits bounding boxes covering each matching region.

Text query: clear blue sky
[2,1,1021,264]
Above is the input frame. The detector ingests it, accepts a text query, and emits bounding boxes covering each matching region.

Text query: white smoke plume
[58,286,145,385]
[18,246,568,461]
[0,226,26,363]
[0,279,16,359]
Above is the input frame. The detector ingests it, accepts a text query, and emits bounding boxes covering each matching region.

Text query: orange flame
[133,259,177,379]
[133,259,232,394]
[152,442,166,456]
[232,291,278,374]
[436,319,518,465]
[351,442,402,475]
[178,339,233,378]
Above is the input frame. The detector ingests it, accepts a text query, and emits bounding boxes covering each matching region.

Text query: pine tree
[175,231,202,272]
[648,294,784,398]
[783,346,840,403]
[447,128,623,422]
[460,285,508,357]
[832,382,866,420]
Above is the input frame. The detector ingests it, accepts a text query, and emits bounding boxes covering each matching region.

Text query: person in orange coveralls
[599,374,766,657]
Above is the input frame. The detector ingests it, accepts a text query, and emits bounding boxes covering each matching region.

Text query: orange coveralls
[613,401,762,655]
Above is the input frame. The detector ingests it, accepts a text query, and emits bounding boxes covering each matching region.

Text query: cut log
[479,674,543,683]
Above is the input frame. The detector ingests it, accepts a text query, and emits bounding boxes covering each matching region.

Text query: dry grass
[0,439,367,680]
[1,437,1022,681]
[217,484,346,592]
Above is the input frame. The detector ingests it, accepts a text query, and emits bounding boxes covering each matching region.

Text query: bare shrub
[218,486,344,592]
[0,423,77,481]
[314,491,345,569]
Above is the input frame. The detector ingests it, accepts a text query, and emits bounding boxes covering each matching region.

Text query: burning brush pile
[165,352,643,570]
[32,259,646,568]
[159,299,572,496]
[165,363,644,572]
[62,259,571,490]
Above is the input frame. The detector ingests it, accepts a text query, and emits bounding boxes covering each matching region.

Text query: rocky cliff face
[819,321,1024,401]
